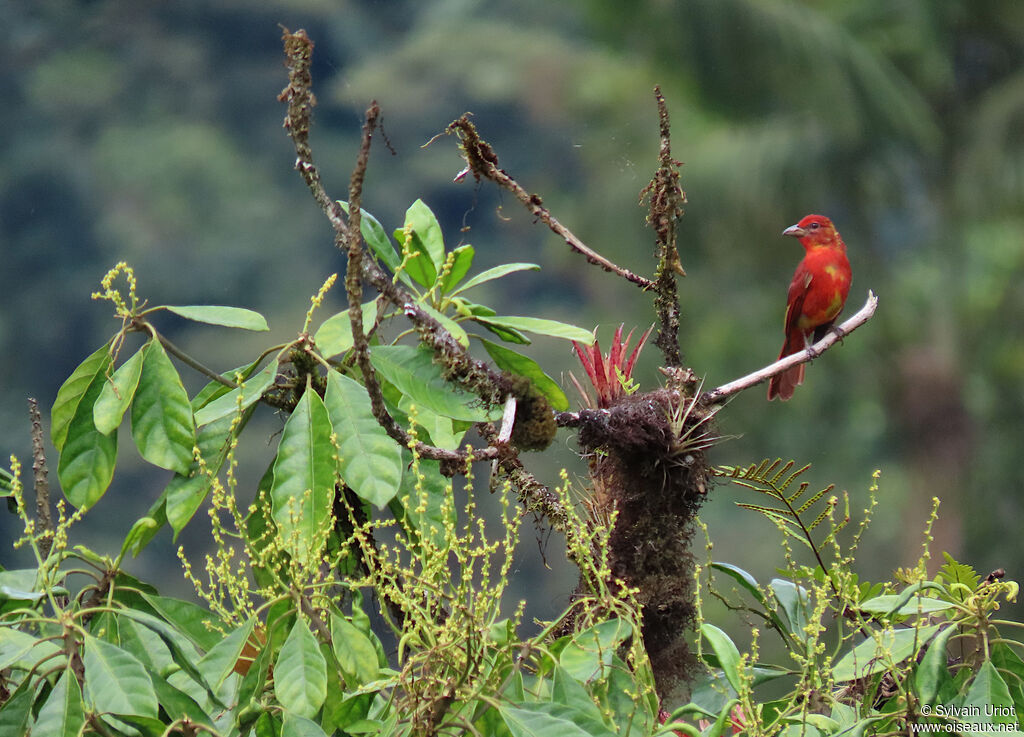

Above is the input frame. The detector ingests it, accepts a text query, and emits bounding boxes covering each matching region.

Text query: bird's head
[782,214,841,248]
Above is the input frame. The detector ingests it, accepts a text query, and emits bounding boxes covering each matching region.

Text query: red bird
[767,214,852,401]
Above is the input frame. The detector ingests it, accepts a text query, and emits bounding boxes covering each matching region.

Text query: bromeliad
[570,324,652,408]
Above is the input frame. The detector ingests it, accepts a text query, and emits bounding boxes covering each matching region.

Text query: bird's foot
[830,324,847,344]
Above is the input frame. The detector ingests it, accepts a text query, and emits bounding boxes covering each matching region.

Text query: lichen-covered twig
[28,398,53,559]
[447,115,654,290]
[640,86,686,367]
[277,29,570,526]
[701,291,879,405]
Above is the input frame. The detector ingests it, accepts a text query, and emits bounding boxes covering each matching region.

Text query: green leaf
[34,669,86,737]
[441,244,475,293]
[313,301,379,357]
[275,618,327,720]
[479,337,569,411]
[0,569,45,602]
[391,457,453,551]
[369,345,497,422]
[472,315,595,344]
[166,408,253,536]
[270,385,336,561]
[914,623,957,707]
[193,359,277,427]
[161,304,269,331]
[149,675,215,727]
[451,262,540,295]
[858,592,953,616]
[770,579,811,636]
[961,661,1015,726]
[57,350,118,510]
[403,198,445,273]
[832,624,942,682]
[282,713,331,737]
[83,634,158,718]
[93,345,146,434]
[0,627,59,670]
[190,359,262,412]
[51,342,112,451]
[324,372,402,509]
[701,624,744,695]
[198,617,256,691]
[399,396,463,450]
[338,201,401,273]
[142,594,222,651]
[991,643,1024,721]
[131,340,196,475]
[331,614,380,686]
[551,666,608,728]
[420,301,469,348]
[500,702,616,737]
[559,618,632,682]
[0,679,35,736]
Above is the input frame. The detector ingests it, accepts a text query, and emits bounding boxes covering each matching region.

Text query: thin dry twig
[701,291,879,404]
[447,115,654,290]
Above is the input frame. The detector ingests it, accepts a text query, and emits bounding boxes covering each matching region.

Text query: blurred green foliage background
[3,0,1023,621]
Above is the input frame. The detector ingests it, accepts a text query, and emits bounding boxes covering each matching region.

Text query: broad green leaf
[338,201,401,273]
[131,340,196,475]
[34,669,85,737]
[166,407,254,536]
[472,315,594,344]
[399,395,463,450]
[914,623,957,706]
[770,579,811,636]
[369,345,497,422]
[93,345,146,434]
[390,457,453,551]
[441,244,475,293]
[283,713,331,737]
[0,679,34,736]
[960,661,1015,726]
[451,262,540,295]
[150,675,215,727]
[162,304,269,331]
[0,627,60,670]
[83,634,158,718]
[403,198,445,273]
[115,609,215,703]
[331,614,380,686]
[500,702,616,737]
[858,593,952,616]
[711,562,791,638]
[142,594,222,651]
[551,666,608,732]
[991,644,1024,720]
[270,385,336,560]
[479,337,569,411]
[57,351,118,509]
[0,569,44,602]
[832,624,941,682]
[559,618,632,682]
[198,617,256,691]
[420,302,469,348]
[51,342,111,451]
[701,623,743,695]
[119,517,160,560]
[193,359,277,427]
[393,227,437,287]
[275,618,327,719]
[324,372,402,509]
[191,358,262,411]
[313,300,379,357]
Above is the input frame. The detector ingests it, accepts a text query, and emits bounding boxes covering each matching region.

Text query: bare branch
[28,398,53,559]
[447,115,654,290]
[701,291,879,405]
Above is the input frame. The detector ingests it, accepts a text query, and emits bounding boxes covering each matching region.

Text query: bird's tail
[767,336,807,401]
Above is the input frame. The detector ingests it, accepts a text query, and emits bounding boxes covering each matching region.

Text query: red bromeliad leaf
[570,324,652,408]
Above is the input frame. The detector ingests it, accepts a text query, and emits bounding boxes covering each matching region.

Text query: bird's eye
[809,222,820,230]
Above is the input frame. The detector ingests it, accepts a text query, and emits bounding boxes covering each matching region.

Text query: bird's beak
[782,223,806,238]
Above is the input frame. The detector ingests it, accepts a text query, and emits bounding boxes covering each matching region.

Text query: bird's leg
[803,334,820,360]
[829,324,847,343]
